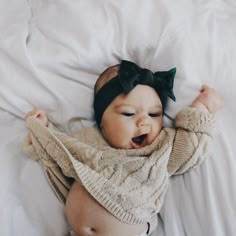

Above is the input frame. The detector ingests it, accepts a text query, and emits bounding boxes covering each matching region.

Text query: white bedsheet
[0,0,235,235]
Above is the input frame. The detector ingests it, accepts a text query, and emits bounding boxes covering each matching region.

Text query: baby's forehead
[110,85,162,108]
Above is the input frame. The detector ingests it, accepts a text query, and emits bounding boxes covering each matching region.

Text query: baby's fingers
[200,84,210,92]
[25,110,35,120]
[25,108,45,120]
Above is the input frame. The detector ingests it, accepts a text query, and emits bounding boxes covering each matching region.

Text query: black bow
[118,60,176,101]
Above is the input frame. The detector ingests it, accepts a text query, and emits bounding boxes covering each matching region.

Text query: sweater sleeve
[22,119,74,204]
[167,107,215,176]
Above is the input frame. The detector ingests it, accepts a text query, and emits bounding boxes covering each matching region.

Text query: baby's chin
[107,140,134,150]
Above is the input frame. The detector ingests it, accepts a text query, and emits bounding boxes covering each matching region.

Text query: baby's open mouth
[131,134,147,148]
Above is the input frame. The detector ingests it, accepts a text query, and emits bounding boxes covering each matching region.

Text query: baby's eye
[122,112,135,117]
[149,113,161,117]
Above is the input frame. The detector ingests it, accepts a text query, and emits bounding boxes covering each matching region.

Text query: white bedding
[0,0,235,235]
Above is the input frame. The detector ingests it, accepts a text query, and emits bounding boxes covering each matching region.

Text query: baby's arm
[23,109,72,204]
[191,84,224,113]
[167,85,224,176]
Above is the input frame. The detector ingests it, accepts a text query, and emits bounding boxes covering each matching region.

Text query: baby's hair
[94,64,120,95]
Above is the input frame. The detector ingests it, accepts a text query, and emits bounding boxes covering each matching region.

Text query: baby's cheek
[152,123,162,138]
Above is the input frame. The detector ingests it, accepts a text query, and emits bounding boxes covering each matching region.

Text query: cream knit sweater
[23,107,215,234]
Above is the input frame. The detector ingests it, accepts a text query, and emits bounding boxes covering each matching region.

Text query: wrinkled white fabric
[0,0,235,236]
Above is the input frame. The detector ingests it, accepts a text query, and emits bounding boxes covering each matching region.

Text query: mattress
[0,0,235,235]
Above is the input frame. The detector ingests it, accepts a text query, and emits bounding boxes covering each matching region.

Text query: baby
[24,60,223,236]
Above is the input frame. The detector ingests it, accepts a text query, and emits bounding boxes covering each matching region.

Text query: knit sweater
[23,107,215,234]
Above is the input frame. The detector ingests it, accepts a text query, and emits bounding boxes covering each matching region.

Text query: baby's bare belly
[66,182,147,236]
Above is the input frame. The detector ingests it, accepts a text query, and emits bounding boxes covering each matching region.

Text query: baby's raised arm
[191,84,224,113]
[168,85,223,176]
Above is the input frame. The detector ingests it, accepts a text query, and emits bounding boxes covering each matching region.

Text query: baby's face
[101,85,163,149]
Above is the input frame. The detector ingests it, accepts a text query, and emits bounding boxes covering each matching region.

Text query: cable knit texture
[22,107,215,234]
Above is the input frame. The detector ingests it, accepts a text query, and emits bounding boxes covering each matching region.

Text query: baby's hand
[25,108,48,126]
[191,85,224,113]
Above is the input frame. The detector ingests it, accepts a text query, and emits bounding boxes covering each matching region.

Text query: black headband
[94,60,176,126]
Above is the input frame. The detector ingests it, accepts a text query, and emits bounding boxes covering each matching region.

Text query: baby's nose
[137,116,150,127]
